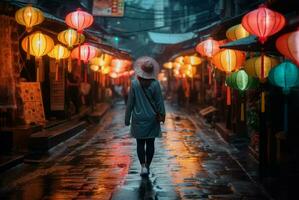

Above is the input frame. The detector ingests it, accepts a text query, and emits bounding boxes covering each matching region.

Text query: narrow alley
[0,102,268,200]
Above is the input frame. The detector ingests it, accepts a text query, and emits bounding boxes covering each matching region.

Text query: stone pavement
[0,102,271,200]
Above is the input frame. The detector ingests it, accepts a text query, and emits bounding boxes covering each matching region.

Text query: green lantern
[226,69,259,91]
[268,61,299,133]
[226,69,258,121]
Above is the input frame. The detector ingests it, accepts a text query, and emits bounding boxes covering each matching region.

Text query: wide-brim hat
[134,56,160,79]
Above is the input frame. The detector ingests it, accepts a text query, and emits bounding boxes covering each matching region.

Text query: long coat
[125,79,165,139]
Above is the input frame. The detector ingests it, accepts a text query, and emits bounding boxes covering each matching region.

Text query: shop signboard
[93,0,125,17]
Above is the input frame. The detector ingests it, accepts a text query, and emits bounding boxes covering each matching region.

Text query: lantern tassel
[284,97,288,134]
[26,37,30,60]
[84,64,88,82]
[226,86,231,105]
[68,56,72,72]
[261,51,265,80]
[241,102,245,121]
[208,65,212,85]
[261,91,265,113]
[55,61,59,81]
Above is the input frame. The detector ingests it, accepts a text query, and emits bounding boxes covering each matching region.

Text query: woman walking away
[125,56,166,177]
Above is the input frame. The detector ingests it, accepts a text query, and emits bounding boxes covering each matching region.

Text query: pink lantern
[65,8,93,34]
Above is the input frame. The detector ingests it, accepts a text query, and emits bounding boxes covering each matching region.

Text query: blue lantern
[268,61,299,133]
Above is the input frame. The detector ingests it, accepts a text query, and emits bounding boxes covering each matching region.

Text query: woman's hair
[137,76,154,88]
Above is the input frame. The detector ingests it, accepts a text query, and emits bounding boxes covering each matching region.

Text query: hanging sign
[92,0,125,17]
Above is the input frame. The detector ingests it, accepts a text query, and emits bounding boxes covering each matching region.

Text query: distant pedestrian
[125,56,166,177]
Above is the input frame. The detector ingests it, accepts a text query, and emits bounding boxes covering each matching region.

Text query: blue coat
[125,79,165,139]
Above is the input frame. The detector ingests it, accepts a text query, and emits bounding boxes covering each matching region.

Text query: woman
[125,56,166,177]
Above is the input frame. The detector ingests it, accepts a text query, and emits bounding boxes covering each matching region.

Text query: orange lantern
[242,4,285,44]
[212,49,245,105]
[58,29,85,49]
[21,31,54,81]
[101,66,111,75]
[196,38,220,58]
[65,9,93,34]
[276,29,299,66]
[211,49,245,73]
[21,31,54,58]
[15,5,44,32]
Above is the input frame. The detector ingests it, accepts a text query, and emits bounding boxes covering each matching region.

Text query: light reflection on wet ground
[0,103,268,200]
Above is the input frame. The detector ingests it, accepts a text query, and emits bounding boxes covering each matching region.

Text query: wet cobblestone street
[0,102,269,200]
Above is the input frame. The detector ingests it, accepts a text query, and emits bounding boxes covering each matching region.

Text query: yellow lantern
[15,5,44,32]
[101,66,111,75]
[90,54,113,66]
[21,31,54,58]
[174,56,184,64]
[226,24,250,41]
[184,56,202,65]
[163,62,173,69]
[244,55,280,80]
[48,44,70,80]
[90,64,100,72]
[184,64,197,78]
[48,44,70,60]
[57,29,85,49]
[21,31,54,81]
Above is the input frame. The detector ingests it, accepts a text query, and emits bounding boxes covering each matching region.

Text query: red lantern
[276,29,299,66]
[195,38,220,58]
[71,43,98,63]
[65,8,94,33]
[242,4,285,44]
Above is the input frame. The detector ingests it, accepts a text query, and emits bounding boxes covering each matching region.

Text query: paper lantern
[174,56,184,64]
[226,24,250,41]
[211,49,245,73]
[21,31,54,58]
[15,5,44,32]
[183,64,197,78]
[241,4,285,44]
[48,44,70,60]
[268,61,299,133]
[196,38,220,58]
[163,62,174,69]
[90,54,113,66]
[276,30,299,66]
[48,44,70,80]
[226,70,259,91]
[269,61,299,94]
[65,9,93,34]
[244,55,280,80]
[101,66,111,75]
[58,29,85,48]
[71,43,98,63]
[184,56,202,65]
[111,59,132,73]
[226,69,258,121]
[90,64,100,72]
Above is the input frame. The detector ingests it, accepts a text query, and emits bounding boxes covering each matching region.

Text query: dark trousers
[136,138,155,167]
